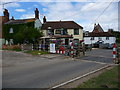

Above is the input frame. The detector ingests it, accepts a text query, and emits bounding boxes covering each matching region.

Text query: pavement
[2,49,113,88]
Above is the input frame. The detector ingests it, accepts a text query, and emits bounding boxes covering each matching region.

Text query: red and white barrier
[56,50,59,54]
[70,42,74,57]
[56,50,65,54]
[113,43,117,63]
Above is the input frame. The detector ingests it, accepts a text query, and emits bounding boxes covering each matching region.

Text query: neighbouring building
[84,23,116,48]
[41,16,83,45]
[3,8,42,45]
[0,16,4,48]
[0,9,9,47]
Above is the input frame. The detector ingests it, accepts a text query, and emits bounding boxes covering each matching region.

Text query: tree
[110,30,120,44]
[13,26,43,44]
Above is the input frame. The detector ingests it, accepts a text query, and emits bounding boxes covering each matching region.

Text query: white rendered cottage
[84,23,116,48]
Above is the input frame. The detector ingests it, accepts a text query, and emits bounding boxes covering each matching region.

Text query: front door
[65,39,69,45]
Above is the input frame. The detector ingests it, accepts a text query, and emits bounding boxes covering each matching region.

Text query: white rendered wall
[84,37,116,44]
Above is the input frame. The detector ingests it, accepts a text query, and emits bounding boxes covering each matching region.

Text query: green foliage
[3,22,43,44]
[111,30,120,43]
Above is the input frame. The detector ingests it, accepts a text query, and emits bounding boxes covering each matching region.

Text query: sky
[0,0,119,32]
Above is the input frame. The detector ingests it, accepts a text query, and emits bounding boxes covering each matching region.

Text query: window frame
[74,28,79,35]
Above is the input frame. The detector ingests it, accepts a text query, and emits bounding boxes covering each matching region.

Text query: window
[98,37,102,40]
[55,29,68,35]
[63,29,67,35]
[91,37,94,40]
[55,29,61,34]
[48,29,54,35]
[106,37,109,40]
[9,28,13,33]
[74,29,79,35]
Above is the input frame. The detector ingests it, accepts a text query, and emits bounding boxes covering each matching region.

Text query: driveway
[2,49,111,88]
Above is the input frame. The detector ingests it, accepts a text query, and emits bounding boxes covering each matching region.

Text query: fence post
[21,44,24,51]
[39,44,41,51]
[32,44,33,51]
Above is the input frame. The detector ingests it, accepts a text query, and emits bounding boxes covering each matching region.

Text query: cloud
[15,9,26,12]
[0,2,20,15]
[0,0,119,3]
[0,1,118,31]
[20,13,35,19]
[39,2,118,31]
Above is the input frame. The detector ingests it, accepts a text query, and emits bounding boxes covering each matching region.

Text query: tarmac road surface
[2,49,111,88]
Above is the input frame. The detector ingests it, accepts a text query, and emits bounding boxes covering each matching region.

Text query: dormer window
[9,28,13,33]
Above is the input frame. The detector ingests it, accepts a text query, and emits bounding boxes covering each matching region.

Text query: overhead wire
[86,0,115,31]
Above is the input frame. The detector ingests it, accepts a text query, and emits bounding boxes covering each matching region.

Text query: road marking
[85,55,113,59]
[49,65,110,90]
[80,59,108,65]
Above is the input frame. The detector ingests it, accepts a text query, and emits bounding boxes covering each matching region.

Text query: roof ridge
[13,18,36,21]
[46,21,74,22]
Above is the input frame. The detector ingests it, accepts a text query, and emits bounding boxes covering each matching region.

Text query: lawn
[76,65,119,89]
[24,50,50,55]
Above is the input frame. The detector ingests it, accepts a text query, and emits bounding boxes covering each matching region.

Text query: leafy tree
[110,30,120,44]
[13,26,43,44]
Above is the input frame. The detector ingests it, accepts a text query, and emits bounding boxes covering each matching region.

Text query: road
[80,48,113,64]
[2,49,112,88]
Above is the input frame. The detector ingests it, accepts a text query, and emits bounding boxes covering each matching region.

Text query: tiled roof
[41,21,83,29]
[92,23,104,33]
[4,18,36,24]
[84,32,115,37]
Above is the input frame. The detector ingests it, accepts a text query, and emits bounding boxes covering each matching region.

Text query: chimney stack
[3,9,9,23]
[11,16,15,20]
[43,16,46,23]
[94,23,97,27]
[35,8,39,19]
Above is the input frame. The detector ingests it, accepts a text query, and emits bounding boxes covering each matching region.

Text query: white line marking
[49,65,110,89]
[80,59,107,64]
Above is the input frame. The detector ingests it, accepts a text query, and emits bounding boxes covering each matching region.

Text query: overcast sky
[0,0,119,32]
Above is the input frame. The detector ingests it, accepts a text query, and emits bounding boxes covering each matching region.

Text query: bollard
[71,42,74,58]
[113,43,117,63]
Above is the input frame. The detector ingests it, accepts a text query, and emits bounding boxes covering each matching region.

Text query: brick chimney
[35,8,39,19]
[43,16,46,23]
[3,9,9,23]
[11,16,15,20]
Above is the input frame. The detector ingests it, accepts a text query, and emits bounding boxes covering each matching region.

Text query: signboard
[50,43,56,53]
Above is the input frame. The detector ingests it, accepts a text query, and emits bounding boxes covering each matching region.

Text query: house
[0,9,9,47]
[3,8,42,45]
[41,16,83,45]
[84,23,116,48]
[0,16,5,48]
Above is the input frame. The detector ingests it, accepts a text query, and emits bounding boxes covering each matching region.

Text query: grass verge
[24,50,50,55]
[76,65,119,89]
[2,48,22,51]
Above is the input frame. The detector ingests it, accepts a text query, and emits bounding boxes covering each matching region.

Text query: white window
[9,28,13,33]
